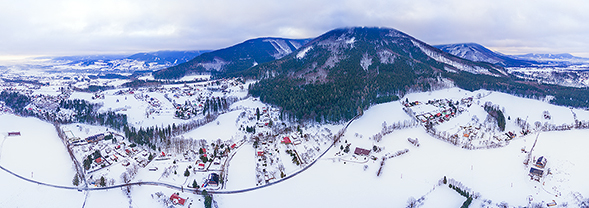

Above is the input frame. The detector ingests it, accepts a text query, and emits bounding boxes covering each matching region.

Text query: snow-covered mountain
[153,38,311,79]
[434,43,536,67]
[245,27,506,122]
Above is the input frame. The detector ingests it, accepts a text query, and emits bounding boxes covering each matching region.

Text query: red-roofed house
[170,193,186,205]
[281,137,292,144]
[95,157,103,164]
[257,151,264,156]
[354,147,371,156]
[230,143,237,149]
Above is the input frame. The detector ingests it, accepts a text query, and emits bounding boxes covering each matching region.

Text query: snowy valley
[1,67,589,208]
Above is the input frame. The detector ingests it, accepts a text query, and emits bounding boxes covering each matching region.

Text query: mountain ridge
[153,37,311,79]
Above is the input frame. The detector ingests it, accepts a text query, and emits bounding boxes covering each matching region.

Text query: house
[148,167,158,171]
[7,132,21,136]
[281,137,292,144]
[208,173,220,186]
[257,151,264,156]
[169,193,186,205]
[198,163,205,170]
[95,157,104,164]
[535,156,547,169]
[230,143,237,149]
[85,133,105,143]
[529,167,544,180]
[354,147,371,156]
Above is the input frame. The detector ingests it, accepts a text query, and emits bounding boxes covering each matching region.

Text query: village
[401,95,521,149]
[0,71,352,207]
[2,70,589,208]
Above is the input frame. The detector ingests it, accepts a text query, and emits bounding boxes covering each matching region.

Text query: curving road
[0,114,359,195]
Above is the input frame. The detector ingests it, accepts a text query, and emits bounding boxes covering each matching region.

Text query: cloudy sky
[1,0,589,59]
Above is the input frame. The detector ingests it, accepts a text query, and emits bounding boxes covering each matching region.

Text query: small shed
[354,147,371,156]
[170,193,186,205]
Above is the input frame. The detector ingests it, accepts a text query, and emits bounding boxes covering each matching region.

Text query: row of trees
[123,113,219,151]
[483,102,506,132]
[202,97,231,115]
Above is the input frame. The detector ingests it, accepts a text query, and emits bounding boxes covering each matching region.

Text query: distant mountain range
[509,53,589,65]
[435,43,589,66]
[47,50,210,72]
[153,38,311,79]
[433,43,537,67]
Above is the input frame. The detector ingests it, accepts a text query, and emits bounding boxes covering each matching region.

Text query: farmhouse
[535,156,547,169]
[7,132,21,136]
[208,173,220,186]
[169,193,186,206]
[354,147,371,156]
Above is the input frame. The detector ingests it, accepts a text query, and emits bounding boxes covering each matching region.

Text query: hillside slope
[153,38,311,79]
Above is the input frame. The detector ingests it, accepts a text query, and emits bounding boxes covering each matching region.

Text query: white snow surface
[264,39,293,59]
[296,46,313,59]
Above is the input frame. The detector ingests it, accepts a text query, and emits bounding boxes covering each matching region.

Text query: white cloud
[1,0,589,57]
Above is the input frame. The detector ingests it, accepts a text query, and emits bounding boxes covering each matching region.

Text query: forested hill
[239,27,505,122]
[153,37,310,79]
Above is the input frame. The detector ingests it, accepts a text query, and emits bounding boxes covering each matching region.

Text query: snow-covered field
[0,114,83,207]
